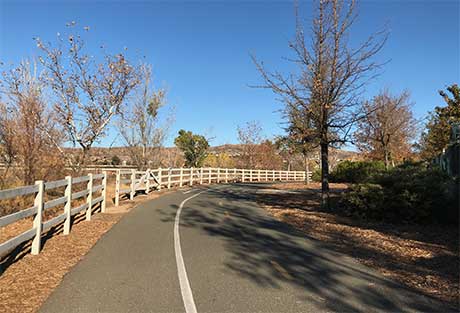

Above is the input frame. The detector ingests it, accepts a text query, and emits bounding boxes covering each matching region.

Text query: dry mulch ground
[256,182,459,309]
[0,188,173,313]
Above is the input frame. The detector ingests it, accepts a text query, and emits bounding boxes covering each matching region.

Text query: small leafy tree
[117,64,173,169]
[276,133,316,174]
[256,139,284,170]
[275,136,297,171]
[204,152,235,168]
[419,84,460,160]
[174,130,209,167]
[111,155,121,166]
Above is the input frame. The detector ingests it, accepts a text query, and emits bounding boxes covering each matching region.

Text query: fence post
[242,169,245,182]
[130,169,135,200]
[258,170,261,181]
[158,168,162,191]
[31,180,44,255]
[86,173,93,221]
[208,168,212,184]
[250,170,253,182]
[168,168,172,189]
[200,167,203,184]
[146,169,151,194]
[102,171,107,213]
[180,167,184,187]
[265,170,268,181]
[217,168,220,183]
[306,171,310,184]
[190,167,194,186]
[115,170,120,206]
[64,176,72,235]
[225,168,228,183]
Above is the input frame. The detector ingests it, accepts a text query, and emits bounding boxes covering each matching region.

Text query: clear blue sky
[1,0,459,148]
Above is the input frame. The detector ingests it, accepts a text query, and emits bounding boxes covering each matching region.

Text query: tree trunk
[304,153,309,184]
[320,142,330,209]
[383,146,390,170]
[75,145,91,174]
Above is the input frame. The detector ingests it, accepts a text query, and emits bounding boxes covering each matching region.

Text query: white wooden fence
[0,167,310,258]
[0,172,107,257]
[114,167,312,206]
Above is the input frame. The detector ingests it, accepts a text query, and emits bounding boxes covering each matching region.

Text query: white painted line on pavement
[182,189,195,194]
[174,190,206,313]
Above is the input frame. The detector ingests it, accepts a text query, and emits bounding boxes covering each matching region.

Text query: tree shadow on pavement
[158,184,457,313]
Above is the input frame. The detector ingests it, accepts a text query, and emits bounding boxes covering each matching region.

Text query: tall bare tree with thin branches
[252,0,387,207]
[35,23,142,169]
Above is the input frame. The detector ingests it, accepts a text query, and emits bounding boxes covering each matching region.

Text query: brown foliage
[0,60,64,187]
[355,89,417,168]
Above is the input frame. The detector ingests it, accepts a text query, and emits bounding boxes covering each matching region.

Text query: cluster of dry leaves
[257,182,459,309]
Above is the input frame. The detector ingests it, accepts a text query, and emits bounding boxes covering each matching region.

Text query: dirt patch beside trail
[256,182,459,309]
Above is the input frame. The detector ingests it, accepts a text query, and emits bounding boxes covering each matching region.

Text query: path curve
[39,184,455,313]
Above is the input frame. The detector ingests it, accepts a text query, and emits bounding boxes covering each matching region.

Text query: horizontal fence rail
[0,166,310,258]
[114,167,312,206]
[0,172,107,257]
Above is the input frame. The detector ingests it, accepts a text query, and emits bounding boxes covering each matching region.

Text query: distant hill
[64,144,360,169]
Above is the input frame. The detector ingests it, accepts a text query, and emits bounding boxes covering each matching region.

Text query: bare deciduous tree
[117,64,174,169]
[237,121,263,169]
[35,23,141,169]
[0,60,64,185]
[355,90,417,169]
[253,0,387,207]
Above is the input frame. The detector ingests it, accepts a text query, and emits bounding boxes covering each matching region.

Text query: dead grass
[256,182,459,309]
[0,187,175,313]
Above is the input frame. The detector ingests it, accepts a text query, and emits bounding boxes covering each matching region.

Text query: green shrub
[311,168,322,182]
[111,155,121,166]
[340,162,458,224]
[330,160,385,183]
[341,184,385,219]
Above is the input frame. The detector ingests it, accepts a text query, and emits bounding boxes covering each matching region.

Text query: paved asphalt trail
[40,184,454,313]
